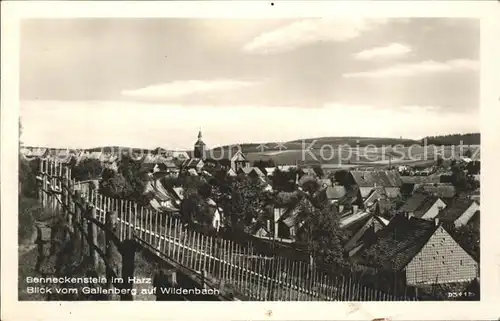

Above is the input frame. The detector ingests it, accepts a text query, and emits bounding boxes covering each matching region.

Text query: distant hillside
[287,136,419,147]
[213,136,419,154]
[421,133,480,146]
[210,134,480,167]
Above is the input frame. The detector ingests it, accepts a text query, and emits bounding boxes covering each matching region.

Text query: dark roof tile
[413,183,456,198]
[356,216,438,271]
[351,170,403,187]
[437,198,478,222]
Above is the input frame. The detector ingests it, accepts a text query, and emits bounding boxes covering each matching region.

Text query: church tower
[193,129,206,159]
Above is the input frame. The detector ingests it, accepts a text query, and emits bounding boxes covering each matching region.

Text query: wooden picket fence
[37,158,418,301]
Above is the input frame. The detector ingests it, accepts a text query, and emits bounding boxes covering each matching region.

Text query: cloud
[342,59,479,78]
[243,18,388,54]
[354,43,411,61]
[121,79,256,100]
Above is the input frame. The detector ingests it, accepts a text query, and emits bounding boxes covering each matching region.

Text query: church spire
[194,128,206,159]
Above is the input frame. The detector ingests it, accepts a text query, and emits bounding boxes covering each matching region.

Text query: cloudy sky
[20,18,479,149]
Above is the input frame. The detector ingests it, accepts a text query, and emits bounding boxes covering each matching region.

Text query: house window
[433,257,436,260]
[460,260,463,265]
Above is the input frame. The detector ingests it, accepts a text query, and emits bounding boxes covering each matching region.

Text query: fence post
[70,195,82,264]
[120,239,136,301]
[38,159,43,203]
[266,258,274,301]
[201,269,208,290]
[88,204,99,271]
[105,210,121,299]
[65,177,73,228]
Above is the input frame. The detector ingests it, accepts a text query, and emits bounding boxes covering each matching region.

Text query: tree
[253,159,275,172]
[466,161,480,175]
[19,157,39,199]
[301,178,320,196]
[180,175,204,196]
[312,165,324,178]
[198,182,212,199]
[271,167,298,192]
[99,169,132,199]
[450,217,480,261]
[333,170,350,186]
[19,155,43,243]
[160,176,178,190]
[450,164,478,192]
[297,203,345,266]
[180,192,212,228]
[221,176,268,231]
[71,158,103,181]
[99,155,149,203]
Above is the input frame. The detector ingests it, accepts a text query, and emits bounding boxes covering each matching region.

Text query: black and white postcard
[2,1,500,320]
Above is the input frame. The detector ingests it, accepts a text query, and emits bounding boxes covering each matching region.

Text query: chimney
[338,204,344,213]
[434,217,440,226]
[353,205,359,214]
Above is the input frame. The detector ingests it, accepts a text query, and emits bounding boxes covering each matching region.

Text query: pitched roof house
[355,216,479,286]
[400,175,441,185]
[399,193,447,220]
[264,165,299,177]
[238,166,265,178]
[273,196,314,242]
[344,215,389,256]
[144,178,179,213]
[349,170,403,198]
[336,187,363,215]
[324,186,347,203]
[339,208,372,229]
[413,183,457,199]
[363,186,387,207]
[436,199,480,228]
[163,186,185,207]
[206,201,223,232]
[171,151,190,161]
[208,147,250,173]
[182,158,204,172]
[226,168,237,177]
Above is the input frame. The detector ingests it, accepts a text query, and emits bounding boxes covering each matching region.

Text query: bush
[19,155,43,243]
[18,196,43,244]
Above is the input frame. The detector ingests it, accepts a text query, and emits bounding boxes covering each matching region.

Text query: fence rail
[37,158,418,301]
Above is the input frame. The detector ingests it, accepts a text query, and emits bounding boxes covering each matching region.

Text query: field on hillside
[243,145,480,167]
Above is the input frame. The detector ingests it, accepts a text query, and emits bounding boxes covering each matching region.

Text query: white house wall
[455,202,480,228]
[405,226,478,286]
[421,198,447,220]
